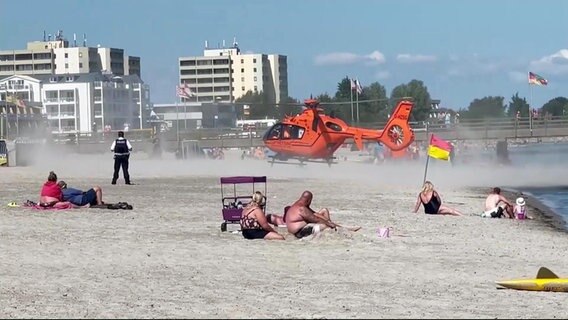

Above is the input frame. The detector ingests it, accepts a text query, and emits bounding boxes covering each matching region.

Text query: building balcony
[0,84,29,90]
[44,97,59,103]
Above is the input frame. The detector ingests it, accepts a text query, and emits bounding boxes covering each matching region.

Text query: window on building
[241,77,245,82]
[241,59,244,63]
[66,76,74,82]
[254,76,257,81]
[253,68,257,72]
[254,86,258,91]
[79,62,83,68]
[65,63,68,68]
[79,52,82,58]
[49,77,57,83]
[253,58,257,63]
[242,86,245,91]
[64,53,68,58]
[241,68,244,73]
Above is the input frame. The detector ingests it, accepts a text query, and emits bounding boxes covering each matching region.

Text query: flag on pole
[427,134,452,161]
[350,78,357,91]
[176,83,196,99]
[355,79,363,94]
[528,72,548,86]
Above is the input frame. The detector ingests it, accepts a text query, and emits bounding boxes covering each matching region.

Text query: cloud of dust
[26,146,568,193]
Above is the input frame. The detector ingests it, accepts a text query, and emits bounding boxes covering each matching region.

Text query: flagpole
[176,95,180,147]
[422,134,433,184]
[529,82,533,136]
[350,85,354,123]
[356,89,360,124]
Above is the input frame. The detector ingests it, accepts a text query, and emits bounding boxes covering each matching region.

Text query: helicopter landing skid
[267,156,337,167]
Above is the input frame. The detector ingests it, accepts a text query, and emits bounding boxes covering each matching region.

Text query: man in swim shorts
[284,190,360,239]
[482,187,514,218]
[58,181,104,206]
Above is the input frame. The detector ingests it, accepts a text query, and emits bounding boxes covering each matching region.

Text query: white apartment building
[178,40,288,104]
[0,31,141,77]
[0,72,151,134]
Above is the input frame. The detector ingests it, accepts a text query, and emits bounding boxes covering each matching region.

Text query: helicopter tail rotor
[380,100,415,151]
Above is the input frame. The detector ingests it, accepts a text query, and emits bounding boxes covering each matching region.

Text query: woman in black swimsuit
[240,191,285,240]
[413,181,463,216]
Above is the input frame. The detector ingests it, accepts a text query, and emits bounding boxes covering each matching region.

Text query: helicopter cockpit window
[282,124,305,139]
[266,124,282,140]
[325,122,342,132]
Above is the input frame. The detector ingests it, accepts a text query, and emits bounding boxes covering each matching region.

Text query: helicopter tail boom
[379,100,415,151]
[343,100,415,151]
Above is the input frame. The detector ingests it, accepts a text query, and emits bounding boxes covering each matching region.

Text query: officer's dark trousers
[112,155,130,184]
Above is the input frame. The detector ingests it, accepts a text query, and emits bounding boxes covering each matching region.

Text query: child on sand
[514,197,533,220]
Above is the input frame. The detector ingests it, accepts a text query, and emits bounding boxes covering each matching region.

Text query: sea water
[504,142,568,227]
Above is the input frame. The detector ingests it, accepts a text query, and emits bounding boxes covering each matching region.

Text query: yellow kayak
[496,267,568,292]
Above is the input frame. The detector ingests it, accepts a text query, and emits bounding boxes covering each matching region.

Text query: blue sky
[2,0,568,110]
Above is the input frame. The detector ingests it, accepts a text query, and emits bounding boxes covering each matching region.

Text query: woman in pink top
[40,171,63,206]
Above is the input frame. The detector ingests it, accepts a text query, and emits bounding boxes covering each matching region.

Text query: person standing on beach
[482,187,514,218]
[110,131,132,185]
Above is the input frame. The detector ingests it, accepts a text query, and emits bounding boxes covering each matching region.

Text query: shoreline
[503,187,567,233]
[468,186,567,234]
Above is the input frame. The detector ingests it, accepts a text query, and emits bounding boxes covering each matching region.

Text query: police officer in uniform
[110,131,133,185]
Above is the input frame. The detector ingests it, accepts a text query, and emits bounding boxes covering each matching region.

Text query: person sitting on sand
[285,190,361,239]
[413,181,463,216]
[513,197,533,220]
[482,187,514,218]
[58,181,104,207]
[39,171,72,208]
[240,191,285,240]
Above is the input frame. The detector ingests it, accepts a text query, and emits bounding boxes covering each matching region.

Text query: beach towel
[23,200,77,210]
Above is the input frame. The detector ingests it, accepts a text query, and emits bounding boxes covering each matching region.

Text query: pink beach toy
[377,227,393,238]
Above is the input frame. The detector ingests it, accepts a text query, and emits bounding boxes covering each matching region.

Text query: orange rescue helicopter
[262,98,415,166]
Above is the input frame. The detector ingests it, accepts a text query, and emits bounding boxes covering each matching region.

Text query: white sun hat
[516,197,526,206]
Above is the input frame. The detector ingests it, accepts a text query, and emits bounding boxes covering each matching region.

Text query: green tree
[507,92,530,117]
[462,96,506,119]
[360,82,388,123]
[331,76,355,121]
[541,97,568,117]
[278,96,302,118]
[234,90,274,119]
[390,79,431,122]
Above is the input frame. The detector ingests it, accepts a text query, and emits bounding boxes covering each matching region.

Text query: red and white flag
[355,79,363,94]
[350,79,357,91]
[176,83,196,99]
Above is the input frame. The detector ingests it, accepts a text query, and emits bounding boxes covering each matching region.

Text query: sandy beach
[1,150,568,319]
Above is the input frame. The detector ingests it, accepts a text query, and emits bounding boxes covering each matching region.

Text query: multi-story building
[0,30,141,78]
[178,39,288,104]
[0,72,151,134]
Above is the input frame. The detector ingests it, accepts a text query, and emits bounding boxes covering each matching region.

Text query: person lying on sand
[240,191,285,240]
[58,181,104,207]
[285,190,361,239]
[413,181,463,216]
[39,171,72,208]
[482,187,514,218]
